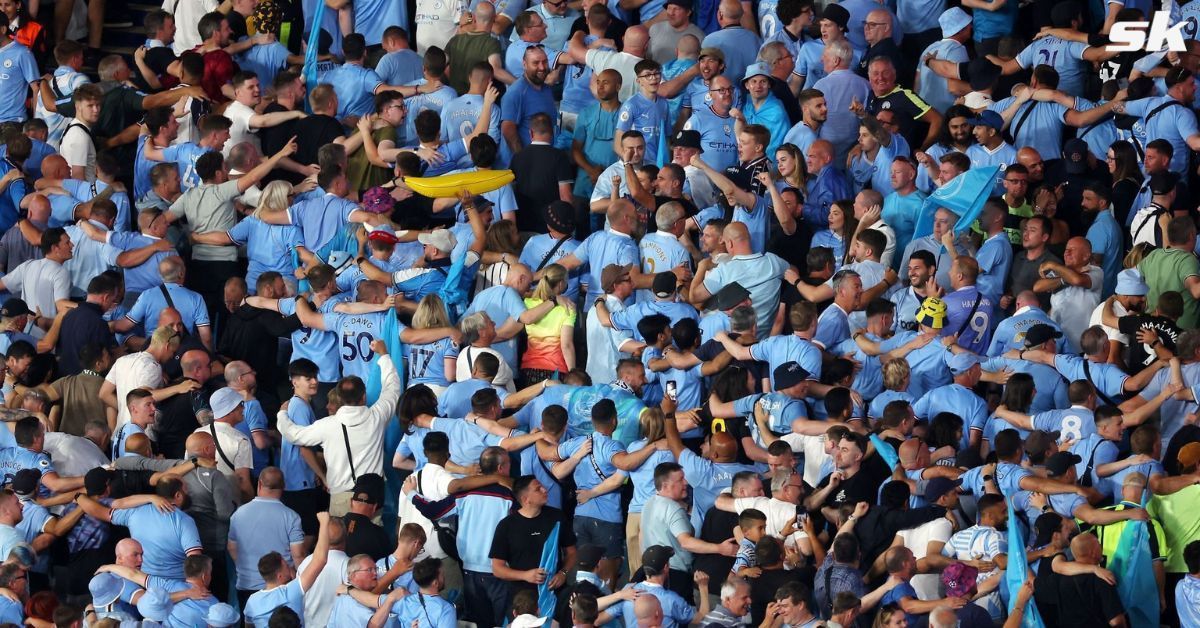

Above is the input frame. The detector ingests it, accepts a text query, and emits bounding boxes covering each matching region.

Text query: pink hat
[942,562,979,598]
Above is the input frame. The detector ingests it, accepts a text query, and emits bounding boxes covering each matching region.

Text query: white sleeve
[234,437,253,470]
[60,133,88,168]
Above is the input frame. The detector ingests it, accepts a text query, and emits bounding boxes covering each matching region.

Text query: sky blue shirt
[734,392,808,435]
[879,331,952,399]
[744,93,789,158]
[437,379,508,420]
[1015,36,1090,97]
[560,434,627,522]
[1053,354,1127,401]
[287,193,359,255]
[500,77,557,156]
[966,142,1017,196]
[985,306,1065,356]
[913,382,988,449]
[814,70,871,158]
[111,505,202,578]
[401,80,458,145]
[1069,435,1119,495]
[981,356,1069,413]
[0,41,38,123]
[975,233,1013,303]
[988,98,1069,170]
[280,396,318,491]
[389,592,457,628]
[849,142,898,196]
[609,582,695,628]
[455,483,513,573]
[703,253,789,340]
[749,334,823,385]
[572,101,619,197]
[611,300,700,342]
[617,92,670,164]
[322,63,384,118]
[229,497,304,589]
[279,294,348,383]
[972,0,1018,41]
[520,233,581,299]
[679,449,756,532]
[237,41,291,87]
[683,105,738,171]
[836,334,884,400]
[430,416,511,467]
[407,338,458,387]
[0,525,23,564]
[376,50,423,86]
[126,282,209,337]
[574,229,639,307]
[701,27,762,80]
[355,0,406,44]
[464,285,526,368]
[243,578,304,628]
[814,303,851,350]
[321,310,399,382]
[782,121,819,157]
[1087,209,1122,297]
[440,94,502,147]
[626,440,675,513]
[228,217,300,292]
[329,592,387,628]
[159,142,212,191]
[112,422,145,459]
[881,190,926,262]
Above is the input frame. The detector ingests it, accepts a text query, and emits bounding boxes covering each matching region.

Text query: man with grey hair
[113,255,212,350]
[814,269,863,349]
[702,577,753,626]
[637,202,692,303]
[927,606,958,628]
[455,312,516,392]
[226,142,264,208]
[812,38,869,162]
[585,264,643,384]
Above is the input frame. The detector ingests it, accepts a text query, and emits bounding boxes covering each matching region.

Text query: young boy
[376,523,427,593]
[732,509,768,577]
[637,314,672,407]
[614,58,670,164]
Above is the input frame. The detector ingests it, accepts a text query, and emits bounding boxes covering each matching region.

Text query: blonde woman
[190,180,302,294]
[623,408,673,575]
[868,359,914,421]
[406,294,459,395]
[519,264,576,385]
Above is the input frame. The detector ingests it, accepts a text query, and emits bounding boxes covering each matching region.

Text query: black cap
[923,477,962,502]
[1063,139,1089,175]
[642,545,675,573]
[820,4,849,29]
[711,282,750,311]
[544,201,576,234]
[652,272,677,298]
[0,298,31,319]
[1046,451,1082,477]
[351,473,385,505]
[965,58,1001,91]
[1023,323,1063,348]
[10,468,39,497]
[671,129,702,151]
[85,467,114,496]
[773,361,812,390]
[576,545,604,570]
[664,0,691,8]
[1150,172,1179,195]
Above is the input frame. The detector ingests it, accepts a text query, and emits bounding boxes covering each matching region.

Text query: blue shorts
[573,516,624,559]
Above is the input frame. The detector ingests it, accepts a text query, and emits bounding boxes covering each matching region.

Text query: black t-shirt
[1055,573,1126,627]
[814,458,890,510]
[260,102,302,185]
[568,16,626,49]
[510,144,576,234]
[490,507,577,593]
[345,512,391,560]
[1118,314,1180,374]
[695,338,767,393]
[865,88,931,156]
[1164,425,1200,476]
[292,115,346,166]
[157,379,222,460]
[748,569,806,625]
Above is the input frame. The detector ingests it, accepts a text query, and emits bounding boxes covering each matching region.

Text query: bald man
[567,25,649,101]
[634,594,663,627]
[0,194,50,274]
[1038,236,1102,354]
[802,139,851,229]
[228,466,305,604]
[691,222,792,340]
[114,256,212,349]
[700,0,762,81]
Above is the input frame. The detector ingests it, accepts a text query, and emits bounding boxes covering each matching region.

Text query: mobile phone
[665,380,678,401]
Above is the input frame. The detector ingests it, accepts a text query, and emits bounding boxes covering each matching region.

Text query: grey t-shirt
[168,179,240,261]
[1008,248,1062,311]
[113,456,238,551]
[640,493,694,572]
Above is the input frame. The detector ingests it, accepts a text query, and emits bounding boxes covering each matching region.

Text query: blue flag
[1004,496,1045,627]
[301,1,326,114]
[1110,510,1159,627]
[913,165,999,241]
[657,118,670,168]
[537,522,561,618]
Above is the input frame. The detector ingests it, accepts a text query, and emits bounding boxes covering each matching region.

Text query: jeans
[463,570,510,627]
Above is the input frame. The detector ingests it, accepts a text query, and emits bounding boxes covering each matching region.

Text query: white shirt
[2,257,70,319]
[1049,264,1104,353]
[586,294,636,385]
[781,432,829,488]
[898,517,953,600]
[455,346,515,392]
[1088,298,1130,345]
[396,462,455,559]
[59,118,96,180]
[223,101,261,157]
[299,549,350,627]
[585,49,642,101]
[414,0,465,53]
[105,351,164,428]
[732,496,810,547]
[167,0,218,53]
[42,432,109,477]
[196,421,253,480]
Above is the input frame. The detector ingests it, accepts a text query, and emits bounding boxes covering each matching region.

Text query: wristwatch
[190,456,199,466]
[983,474,995,483]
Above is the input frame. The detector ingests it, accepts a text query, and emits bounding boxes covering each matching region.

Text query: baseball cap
[418,229,457,254]
[923,477,962,502]
[773,362,811,391]
[206,603,241,628]
[946,353,984,376]
[711,282,750,311]
[601,264,632,293]
[916,297,948,330]
[209,387,244,420]
[352,473,385,506]
[1025,430,1061,456]
[942,562,979,597]
[1046,451,1083,477]
[652,272,677,298]
[367,224,400,244]
[1115,269,1150,297]
[0,298,31,319]
[938,7,971,38]
[664,0,691,8]
[821,4,849,29]
[698,47,725,63]
[85,467,114,497]
[1023,323,1063,348]
[576,545,604,571]
[742,62,771,83]
[968,110,1004,131]
[1063,138,1089,175]
[89,572,124,607]
[1150,172,1180,196]
[9,468,40,498]
[1178,442,1200,470]
[642,545,675,573]
[136,588,174,621]
[544,200,576,234]
[671,129,702,151]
